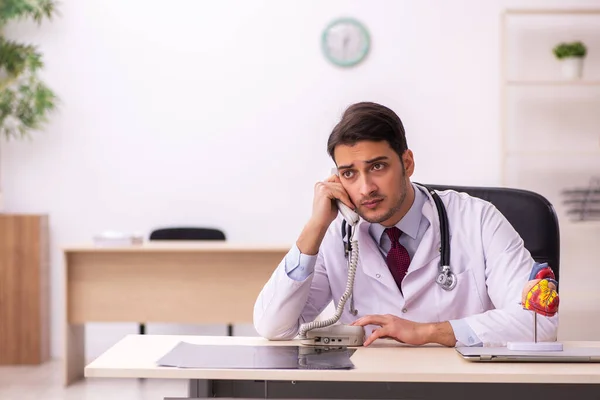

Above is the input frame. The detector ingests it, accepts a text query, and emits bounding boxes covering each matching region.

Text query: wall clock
[321,18,370,67]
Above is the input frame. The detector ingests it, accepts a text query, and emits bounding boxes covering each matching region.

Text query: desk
[63,242,289,386]
[85,335,600,400]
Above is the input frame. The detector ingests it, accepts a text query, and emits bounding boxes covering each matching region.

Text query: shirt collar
[369,183,425,244]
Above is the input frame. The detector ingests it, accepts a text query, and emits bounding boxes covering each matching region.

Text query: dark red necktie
[385,227,411,290]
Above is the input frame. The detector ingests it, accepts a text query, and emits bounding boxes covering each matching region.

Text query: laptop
[456,346,600,362]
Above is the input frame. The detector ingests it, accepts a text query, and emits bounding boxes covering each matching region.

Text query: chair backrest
[424,184,560,283]
[149,227,226,241]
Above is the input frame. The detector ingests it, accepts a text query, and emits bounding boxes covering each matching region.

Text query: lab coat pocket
[435,268,484,322]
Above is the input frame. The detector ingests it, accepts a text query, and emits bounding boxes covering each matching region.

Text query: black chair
[424,184,560,284]
[149,227,226,241]
[141,226,231,335]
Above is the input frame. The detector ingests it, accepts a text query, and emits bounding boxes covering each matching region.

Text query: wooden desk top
[63,242,291,253]
[84,335,600,384]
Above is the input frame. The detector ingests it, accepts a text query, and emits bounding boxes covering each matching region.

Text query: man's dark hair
[327,102,408,162]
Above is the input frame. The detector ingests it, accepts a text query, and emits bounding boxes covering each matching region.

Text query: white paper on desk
[156,341,355,370]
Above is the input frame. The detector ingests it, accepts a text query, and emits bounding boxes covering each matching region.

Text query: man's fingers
[325,174,340,183]
[364,327,389,346]
[352,314,387,327]
[332,186,355,208]
[316,179,357,215]
[325,183,355,211]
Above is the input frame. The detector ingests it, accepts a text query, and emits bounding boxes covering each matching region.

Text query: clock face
[322,18,370,67]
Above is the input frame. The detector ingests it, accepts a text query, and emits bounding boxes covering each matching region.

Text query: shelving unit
[500,8,600,342]
[500,8,600,222]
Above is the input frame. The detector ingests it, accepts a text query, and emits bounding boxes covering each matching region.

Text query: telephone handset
[336,200,359,227]
[297,171,365,347]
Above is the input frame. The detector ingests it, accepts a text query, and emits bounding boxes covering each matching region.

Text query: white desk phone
[297,170,366,347]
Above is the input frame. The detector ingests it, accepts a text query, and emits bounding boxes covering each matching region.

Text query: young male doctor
[253,102,558,347]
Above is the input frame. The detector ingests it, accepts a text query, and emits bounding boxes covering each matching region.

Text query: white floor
[0,360,188,400]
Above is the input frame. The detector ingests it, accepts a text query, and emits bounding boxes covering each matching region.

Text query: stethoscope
[341,183,457,294]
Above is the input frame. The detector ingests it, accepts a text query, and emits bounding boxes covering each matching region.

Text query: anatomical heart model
[521,262,559,317]
[507,262,562,351]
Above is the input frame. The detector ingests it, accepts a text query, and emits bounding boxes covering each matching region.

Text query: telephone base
[300,325,365,347]
[507,341,563,352]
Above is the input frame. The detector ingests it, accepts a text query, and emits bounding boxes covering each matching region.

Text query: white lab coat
[253,186,559,347]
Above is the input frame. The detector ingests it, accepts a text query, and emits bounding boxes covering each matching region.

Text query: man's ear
[402,149,415,177]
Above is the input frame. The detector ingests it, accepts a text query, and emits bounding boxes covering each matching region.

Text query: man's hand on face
[351,314,456,347]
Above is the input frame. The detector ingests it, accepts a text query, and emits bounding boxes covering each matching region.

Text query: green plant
[553,41,587,59]
[0,0,58,140]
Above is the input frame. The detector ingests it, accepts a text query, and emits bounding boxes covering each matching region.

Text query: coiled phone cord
[298,232,359,339]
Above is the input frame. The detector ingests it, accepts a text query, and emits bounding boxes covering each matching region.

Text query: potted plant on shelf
[552,41,587,80]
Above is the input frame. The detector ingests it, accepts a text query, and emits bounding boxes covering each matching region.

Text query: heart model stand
[507,262,563,352]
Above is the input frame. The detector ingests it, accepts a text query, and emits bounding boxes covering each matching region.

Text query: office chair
[425,184,560,284]
[143,226,232,335]
[149,227,226,241]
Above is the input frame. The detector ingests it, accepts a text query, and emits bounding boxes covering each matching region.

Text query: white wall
[1,0,599,360]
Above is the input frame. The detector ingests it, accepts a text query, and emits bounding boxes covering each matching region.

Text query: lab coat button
[402,308,408,313]
[376,273,381,278]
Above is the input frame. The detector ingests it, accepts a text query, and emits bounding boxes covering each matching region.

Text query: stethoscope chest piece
[436,265,457,291]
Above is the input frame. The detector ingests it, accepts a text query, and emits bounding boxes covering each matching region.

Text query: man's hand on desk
[351,314,457,347]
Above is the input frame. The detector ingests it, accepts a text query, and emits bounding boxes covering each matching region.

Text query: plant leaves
[553,41,587,59]
[0,0,59,140]
[0,0,57,27]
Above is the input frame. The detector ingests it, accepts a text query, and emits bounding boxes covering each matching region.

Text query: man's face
[334,140,415,227]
